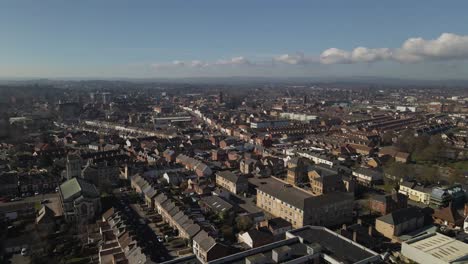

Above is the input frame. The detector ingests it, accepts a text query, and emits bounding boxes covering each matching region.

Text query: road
[0,193,59,207]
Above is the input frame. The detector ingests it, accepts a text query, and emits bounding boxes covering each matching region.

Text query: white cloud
[351,47,392,63]
[151,56,251,71]
[189,60,207,67]
[320,47,392,64]
[321,33,468,64]
[320,48,352,64]
[172,60,185,66]
[395,33,468,62]
[215,56,251,66]
[274,53,317,65]
[151,33,468,70]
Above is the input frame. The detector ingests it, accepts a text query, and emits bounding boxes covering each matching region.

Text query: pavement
[10,254,31,264]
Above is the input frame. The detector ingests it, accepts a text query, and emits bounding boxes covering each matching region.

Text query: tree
[412,135,446,163]
[381,132,394,146]
[236,215,253,231]
[449,169,464,184]
[417,166,438,184]
[179,180,188,190]
[383,160,409,181]
[220,225,235,241]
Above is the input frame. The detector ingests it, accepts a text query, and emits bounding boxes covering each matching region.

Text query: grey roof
[161,200,176,212]
[173,211,185,222]
[193,230,217,252]
[216,170,247,184]
[400,181,415,188]
[184,223,201,237]
[289,226,379,263]
[252,177,314,210]
[200,196,233,213]
[309,164,338,178]
[178,216,191,227]
[377,207,424,225]
[155,193,168,204]
[305,192,354,208]
[252,177,353,210]
[268,217,292,229]
[60,177,99,201]
[144,186,157,199]
[168,206,180,217]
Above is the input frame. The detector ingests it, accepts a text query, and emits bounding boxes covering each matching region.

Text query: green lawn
[375,182,396,193]
[447,160,468,171]
[34,201,42,210]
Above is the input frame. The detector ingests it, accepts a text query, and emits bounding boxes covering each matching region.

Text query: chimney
[357,218,362,225]
[342,224,347,230]
[352,231,357,242]
[368,225,373,236]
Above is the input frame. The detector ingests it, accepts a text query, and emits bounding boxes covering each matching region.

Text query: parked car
[10,197,23,202]
[21,247,29,256]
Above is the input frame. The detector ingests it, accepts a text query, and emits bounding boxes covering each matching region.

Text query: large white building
[402,232,468,264]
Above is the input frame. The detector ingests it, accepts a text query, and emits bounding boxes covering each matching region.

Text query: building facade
[255,177,353,228]
[59,177,101,224]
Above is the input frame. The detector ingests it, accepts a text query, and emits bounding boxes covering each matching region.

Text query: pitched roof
[243,229,273,245]
[193,230,217,252]
[143,186,157,198]
[253,177,313,210]
[216,170,247,184]
[200,196,233,213]
[36,205,56,223]
[268,217,292,229]
[102,207,116,221]
[60,177,99,201]
[377,208,424,225]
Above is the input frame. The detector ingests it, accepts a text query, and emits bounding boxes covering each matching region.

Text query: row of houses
[130,174,230,263]
[176,154,212,177]
[399,181,466,207]
[98,208,154,264]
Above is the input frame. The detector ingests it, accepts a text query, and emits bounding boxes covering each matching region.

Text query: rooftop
[404,232,468,263]
[60,177,100,201]
[250,176,313,210]
[288,226,380,263]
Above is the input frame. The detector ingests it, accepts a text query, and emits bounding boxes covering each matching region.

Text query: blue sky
[1,0,468,79]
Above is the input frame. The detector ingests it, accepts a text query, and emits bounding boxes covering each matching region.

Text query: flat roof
[405,232,468,263]
[289,226,379,263]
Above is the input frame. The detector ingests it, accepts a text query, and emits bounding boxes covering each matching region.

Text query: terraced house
[154,193,201,240]
[215,171,248,194]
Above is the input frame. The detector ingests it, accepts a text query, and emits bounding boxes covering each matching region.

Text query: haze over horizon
[2,0,468,80]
